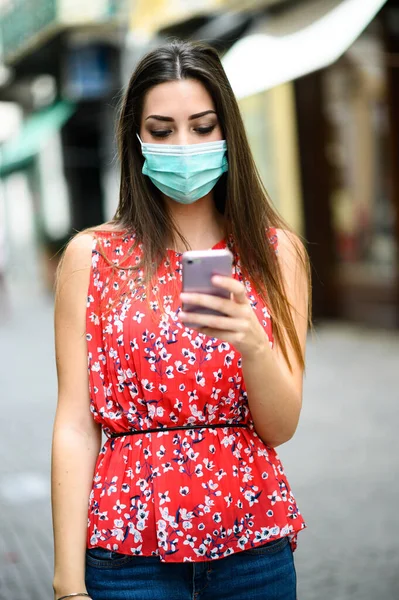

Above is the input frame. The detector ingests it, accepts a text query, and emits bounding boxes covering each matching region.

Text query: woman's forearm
[242,344,301,447]
[51,421,101,598]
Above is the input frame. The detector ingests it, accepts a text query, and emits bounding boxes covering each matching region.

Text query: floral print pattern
[86,228,305,563]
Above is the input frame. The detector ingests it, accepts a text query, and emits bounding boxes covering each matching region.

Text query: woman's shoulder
[58,225,121,282]
[90,222,132,237]
[60,232,95,275]
[65,223,136,261]
[91,222,125,232]
[265,229,309,278]
[55,233,95,304]
[88,222,137,249]
[271,228,305,256]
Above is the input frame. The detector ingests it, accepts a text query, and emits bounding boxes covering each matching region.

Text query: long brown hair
[71,40,312,372]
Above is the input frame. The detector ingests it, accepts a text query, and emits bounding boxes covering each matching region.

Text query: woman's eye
[149,125,216,138]
[195,125,216,135]
[150,130,172,138]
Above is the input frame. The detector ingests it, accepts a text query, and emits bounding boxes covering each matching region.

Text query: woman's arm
[240,229,308,447]
[51,233,102,599]
[179,229,309,447]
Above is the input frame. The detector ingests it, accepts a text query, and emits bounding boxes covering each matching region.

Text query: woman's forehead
[142,79,216,119]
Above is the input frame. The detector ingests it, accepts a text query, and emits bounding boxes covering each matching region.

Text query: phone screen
[181,249,233,324]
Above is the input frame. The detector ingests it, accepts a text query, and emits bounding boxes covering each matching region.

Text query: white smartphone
[181,248,233,327]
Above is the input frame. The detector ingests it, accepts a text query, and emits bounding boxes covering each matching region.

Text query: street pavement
[0,283,398,600]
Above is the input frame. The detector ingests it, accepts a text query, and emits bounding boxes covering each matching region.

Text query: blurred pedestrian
[51,40,311,600]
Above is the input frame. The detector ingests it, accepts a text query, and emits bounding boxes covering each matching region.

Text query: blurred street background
[0,0,398,599]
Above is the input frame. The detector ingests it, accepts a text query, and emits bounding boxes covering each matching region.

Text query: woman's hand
[179,275,270,359]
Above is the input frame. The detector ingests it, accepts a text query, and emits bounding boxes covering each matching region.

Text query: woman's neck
[165,192,225,252]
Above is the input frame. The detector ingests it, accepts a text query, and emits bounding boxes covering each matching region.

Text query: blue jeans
[85,536,296,600]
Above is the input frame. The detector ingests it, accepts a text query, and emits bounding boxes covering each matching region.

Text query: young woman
[52,40,311,600]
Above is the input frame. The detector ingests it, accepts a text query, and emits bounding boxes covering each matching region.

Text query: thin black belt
[108,423,249,439]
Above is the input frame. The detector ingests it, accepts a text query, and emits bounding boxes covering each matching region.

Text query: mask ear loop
[136,133,144,145]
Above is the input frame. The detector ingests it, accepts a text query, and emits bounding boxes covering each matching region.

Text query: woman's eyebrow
[145,110,216,122]
[145,115,174,122]
[188,110,216,120]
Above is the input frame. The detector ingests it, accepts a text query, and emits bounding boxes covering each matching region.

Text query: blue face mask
[137,135,228,204]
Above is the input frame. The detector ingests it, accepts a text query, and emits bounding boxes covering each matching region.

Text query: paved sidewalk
[0,287,56,600]
[279,323,399,600]
[0,287,398,600]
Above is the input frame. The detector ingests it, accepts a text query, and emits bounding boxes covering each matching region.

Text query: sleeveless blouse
[85,228,306,563]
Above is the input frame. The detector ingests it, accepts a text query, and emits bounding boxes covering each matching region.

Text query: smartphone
[181,249,233,327]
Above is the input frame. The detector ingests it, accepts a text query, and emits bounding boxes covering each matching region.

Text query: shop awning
[0,100,75,177]
[222,0,388,99]
[129,0,285,37]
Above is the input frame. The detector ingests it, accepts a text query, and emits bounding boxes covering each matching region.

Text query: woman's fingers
[180,292,235,318]
[211,275,248,305]
[179,310,247,332]
[180,277,248,317]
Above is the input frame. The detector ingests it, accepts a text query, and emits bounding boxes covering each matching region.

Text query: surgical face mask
[137,135,228,204]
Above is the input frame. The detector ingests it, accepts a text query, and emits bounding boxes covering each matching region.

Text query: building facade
[1,0,398,328]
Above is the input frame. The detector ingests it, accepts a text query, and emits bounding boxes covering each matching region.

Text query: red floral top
[86,227,306,563]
